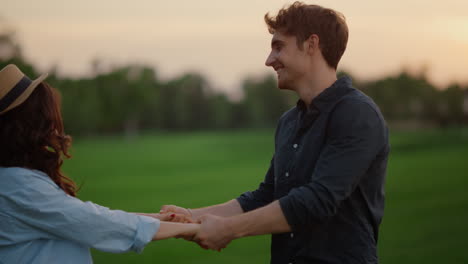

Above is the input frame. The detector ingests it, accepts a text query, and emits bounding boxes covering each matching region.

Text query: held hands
[137,211,198,241]
[141,212,194,223]
[160,205,193,220]
[194,214,236,251]
[160,205,236,251]
[159,205,197,241]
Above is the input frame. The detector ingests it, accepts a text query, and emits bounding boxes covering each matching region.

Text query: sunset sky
[3,0,468,95]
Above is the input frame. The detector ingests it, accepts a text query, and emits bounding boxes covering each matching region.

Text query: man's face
[265,31,309,91]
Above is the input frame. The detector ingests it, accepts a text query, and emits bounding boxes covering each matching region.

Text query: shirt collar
[296,76,354,114]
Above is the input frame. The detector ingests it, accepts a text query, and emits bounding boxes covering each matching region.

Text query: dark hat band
[0,76,32,113]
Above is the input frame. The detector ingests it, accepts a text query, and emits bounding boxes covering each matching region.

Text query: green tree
[242,74,295,128]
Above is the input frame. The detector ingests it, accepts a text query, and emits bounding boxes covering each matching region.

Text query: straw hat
[0,64,48,115]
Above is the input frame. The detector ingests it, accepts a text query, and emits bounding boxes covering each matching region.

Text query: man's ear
[306,34,320,55]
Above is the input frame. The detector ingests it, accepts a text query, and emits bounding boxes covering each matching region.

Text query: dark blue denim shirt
[237,76,390,264]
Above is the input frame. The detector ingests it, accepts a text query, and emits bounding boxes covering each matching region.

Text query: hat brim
[0,73,49,114]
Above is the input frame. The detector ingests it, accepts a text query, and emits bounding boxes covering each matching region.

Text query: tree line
[1,28,467,137]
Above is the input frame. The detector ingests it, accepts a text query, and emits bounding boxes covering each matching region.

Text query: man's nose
[265,52,275,67]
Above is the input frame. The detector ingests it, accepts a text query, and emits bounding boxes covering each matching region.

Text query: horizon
[3,0,468,96]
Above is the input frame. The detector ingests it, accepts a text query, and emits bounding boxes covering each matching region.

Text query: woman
[0,64,197,263]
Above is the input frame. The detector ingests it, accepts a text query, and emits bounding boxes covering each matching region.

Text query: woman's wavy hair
[0,82,77,196]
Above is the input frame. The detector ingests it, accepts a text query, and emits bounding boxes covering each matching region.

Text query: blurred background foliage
[2,17,468,264]
[2,24,467,137]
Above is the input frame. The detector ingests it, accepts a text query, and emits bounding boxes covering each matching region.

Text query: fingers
[195,239,225,252]
[172,213,194,223]
[158,211,230,252]
[191,214,230,252]
[159,212,194,223]
[159,205,178,213]
[156,213,173,221]
[160,205,191,217]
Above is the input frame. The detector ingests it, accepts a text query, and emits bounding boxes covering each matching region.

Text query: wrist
[186,208,193,217]
[188,208,202,221]
[225,216,245,239]
[181,223,199,236]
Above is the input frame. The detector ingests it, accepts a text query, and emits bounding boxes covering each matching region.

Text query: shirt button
[290,233,294,238]
[285,172,289,177]
[293,143,298,149]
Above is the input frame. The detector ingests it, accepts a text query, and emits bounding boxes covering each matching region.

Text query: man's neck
[295,67,337,107]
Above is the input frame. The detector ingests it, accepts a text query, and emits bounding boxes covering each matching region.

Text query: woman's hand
[137,212,194,223]
[160,205,192,218]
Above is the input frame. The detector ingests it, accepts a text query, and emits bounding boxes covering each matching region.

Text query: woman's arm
[136,212,193,223]
[153,222,199,240]
[3,169,194,253]
[135,213,199,240]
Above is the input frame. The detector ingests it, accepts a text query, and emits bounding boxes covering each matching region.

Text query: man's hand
[192,200,290,251]
[137,212,194,223]
[194,214,236,251]
[160,205,194,223]
[160,205,192,218]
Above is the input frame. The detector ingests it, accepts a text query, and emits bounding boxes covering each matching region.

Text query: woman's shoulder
[0,166,49,178]
[0,167,57,190]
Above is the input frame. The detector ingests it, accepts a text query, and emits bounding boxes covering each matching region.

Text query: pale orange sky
[3,0,468,95]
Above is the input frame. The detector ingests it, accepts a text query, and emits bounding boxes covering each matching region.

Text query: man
[161,2,389,263]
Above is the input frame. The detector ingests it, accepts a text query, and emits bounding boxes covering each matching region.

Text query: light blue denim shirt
[0,167,160,263]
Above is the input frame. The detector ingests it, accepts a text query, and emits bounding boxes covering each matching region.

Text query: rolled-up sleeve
[1,170,159,253]
[279,99,386,231]
[130,214,159,253]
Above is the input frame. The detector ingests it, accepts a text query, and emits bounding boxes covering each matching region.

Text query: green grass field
[63,129,468,264]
